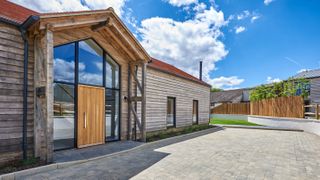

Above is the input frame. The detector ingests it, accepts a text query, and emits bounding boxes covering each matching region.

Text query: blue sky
[13,0,320,89]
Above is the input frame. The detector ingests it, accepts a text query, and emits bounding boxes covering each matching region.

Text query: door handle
[84,112,87,129]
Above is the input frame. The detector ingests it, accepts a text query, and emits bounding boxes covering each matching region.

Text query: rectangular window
[53,83,75,150]
[193,100,199,124]
[167,97,176,127]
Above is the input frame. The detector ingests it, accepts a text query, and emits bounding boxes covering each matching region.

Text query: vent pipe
[199,61,203,81]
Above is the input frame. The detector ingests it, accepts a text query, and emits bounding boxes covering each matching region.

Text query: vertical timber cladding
[0,22,35,165]
[145,68,211,132]
[310,77,320,103]
[77,85,105,148]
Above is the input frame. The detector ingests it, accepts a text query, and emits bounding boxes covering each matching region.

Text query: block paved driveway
[22,128,320,180]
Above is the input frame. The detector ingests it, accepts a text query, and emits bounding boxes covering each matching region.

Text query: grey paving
[54,141,144,163]
[21,127,320,180]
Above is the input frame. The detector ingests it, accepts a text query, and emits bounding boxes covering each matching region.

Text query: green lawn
[210,118,261,126]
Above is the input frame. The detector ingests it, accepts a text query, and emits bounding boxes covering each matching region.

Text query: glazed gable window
[78,39,103,86]
[53,43,75,83]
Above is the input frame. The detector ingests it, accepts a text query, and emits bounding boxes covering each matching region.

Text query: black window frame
[53,38,121,151]
[166,97,176,128]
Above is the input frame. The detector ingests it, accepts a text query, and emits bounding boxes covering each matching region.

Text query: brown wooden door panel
[77,85,105,148]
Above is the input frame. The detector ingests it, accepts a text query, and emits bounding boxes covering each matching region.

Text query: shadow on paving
[54,141,144,163]
[23,127,223,180]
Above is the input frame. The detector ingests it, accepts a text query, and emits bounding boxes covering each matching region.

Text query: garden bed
[146,124,213,142]
[0,157,46,175]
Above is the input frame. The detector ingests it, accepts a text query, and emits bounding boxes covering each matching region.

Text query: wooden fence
[211,103,250,115]
[250,96,304,118]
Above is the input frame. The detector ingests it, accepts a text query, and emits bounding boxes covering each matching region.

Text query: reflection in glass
[105,89,120,141]
[53,83,75,150]
[53,43,75,83]
[79,39,103,86]
[105,54,119,89]
[167,97,175,127]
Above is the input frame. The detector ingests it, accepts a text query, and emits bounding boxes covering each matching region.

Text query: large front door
[77,85,105,148]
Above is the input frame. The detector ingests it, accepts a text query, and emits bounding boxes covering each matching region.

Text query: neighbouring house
[210,88,251,107]
[292,69,320,103]
[0,0,210,165]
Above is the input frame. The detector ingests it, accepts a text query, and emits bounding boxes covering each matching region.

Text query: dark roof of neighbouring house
[211,88,252,103]
[0,0,38,24]
[292,69,320,79]
[148,58,211,87]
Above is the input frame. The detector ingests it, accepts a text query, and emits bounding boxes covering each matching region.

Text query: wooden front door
[77,85,105,148]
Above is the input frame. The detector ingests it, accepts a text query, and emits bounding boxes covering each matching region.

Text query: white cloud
[251,15,260,23]
[209,76,245,89]
[264,0,275,6]
[237,10,250,20]
[54,58,75,82]
[10,0,127,17]
[193,2,207,12]
[266,76,281,83]
[138,6,228,87]
[235,26,246,34]
[165,0,198,7]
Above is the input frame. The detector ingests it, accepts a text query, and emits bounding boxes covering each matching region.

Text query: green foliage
[250,78,309,101]
[146,124,212,142]
[211,88,223,92]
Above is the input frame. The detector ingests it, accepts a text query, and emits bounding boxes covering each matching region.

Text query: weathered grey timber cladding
[310,77,320,103]
[0,22,34,165]
[145,68,210,132]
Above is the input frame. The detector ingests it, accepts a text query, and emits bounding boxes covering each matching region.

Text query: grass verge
[210,118,261,126]
[146,124,213,142]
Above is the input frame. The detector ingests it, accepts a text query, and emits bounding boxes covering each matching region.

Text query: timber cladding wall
[310,77,320,103]
[145,68,210,132]
[0,22,34,165]
[250,96,304,118]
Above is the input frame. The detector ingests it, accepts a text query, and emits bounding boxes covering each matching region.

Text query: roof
[211,88,251,103]
[292,69,320,79]
[148,58,211,87]
[1,1,205,85]
[0,0,38,24]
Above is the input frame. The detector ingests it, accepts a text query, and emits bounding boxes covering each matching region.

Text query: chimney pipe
[199,61,203,81]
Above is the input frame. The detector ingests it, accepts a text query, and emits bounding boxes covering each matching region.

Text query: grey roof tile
[292,69,320,79]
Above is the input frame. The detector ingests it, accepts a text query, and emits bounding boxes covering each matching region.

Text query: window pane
[53,83,75,150]
[54,43,75,83]
[106,89,120,141]
[105,54,119,89]
[167,98,175,127]
[193,100,198,124]
[79,39,103,86]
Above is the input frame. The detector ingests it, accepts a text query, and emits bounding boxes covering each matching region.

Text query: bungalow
[0,1,210,165]
[292,69,320,103]
[210,88,251,107]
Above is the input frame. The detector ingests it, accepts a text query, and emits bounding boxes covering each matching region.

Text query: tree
[211,88,223,92]
[250,78,309,101]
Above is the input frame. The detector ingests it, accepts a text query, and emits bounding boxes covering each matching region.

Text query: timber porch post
[34,27,54,163]
[141,62,147,142]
